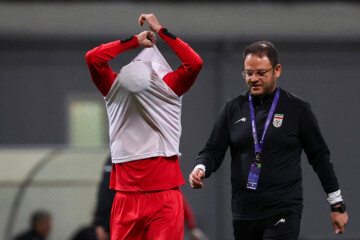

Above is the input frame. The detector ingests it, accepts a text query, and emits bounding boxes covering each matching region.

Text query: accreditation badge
[246,162,261,190]
[272,114,284,128]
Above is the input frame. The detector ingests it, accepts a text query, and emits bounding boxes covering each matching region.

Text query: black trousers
[233,213,301,240]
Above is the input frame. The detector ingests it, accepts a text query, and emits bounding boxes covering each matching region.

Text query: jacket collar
[250,88,278,106]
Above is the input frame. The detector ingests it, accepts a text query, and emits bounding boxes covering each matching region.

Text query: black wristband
[331,202,346,213]
[162,28,177,40]
[120,36,134,44]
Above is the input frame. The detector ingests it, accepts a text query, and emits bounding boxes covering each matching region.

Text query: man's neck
[254,88,277,98]
[252,87,278,105]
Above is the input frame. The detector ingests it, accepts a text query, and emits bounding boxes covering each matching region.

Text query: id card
[246,162,261,190]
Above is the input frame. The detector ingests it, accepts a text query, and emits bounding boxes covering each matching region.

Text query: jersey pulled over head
[118,46,172,93]
[106,46,182,164]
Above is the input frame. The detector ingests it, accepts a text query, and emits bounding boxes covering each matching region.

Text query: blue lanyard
[249,87,280,155]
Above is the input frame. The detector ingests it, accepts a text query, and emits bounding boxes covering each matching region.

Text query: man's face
[35,216,52,237]
[243,54,281,96]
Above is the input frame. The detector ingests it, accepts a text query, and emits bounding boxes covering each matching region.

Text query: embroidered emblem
[273,114,284,128]
[150,71,158,82]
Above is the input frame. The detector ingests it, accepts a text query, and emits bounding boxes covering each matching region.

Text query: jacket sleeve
[195,104,230,178]
[299,102,340,194]
[160,28,203,97]
[85,36,139,96]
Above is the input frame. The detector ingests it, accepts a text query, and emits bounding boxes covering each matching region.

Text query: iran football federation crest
[273,114,284,128]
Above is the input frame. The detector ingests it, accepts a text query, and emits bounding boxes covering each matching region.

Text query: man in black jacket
[189,41,348,240]
[14,210,52,240]
[69,156,114,240]
[93,156,114,240]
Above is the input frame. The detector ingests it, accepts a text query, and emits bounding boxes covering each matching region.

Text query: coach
[189,41,348,240]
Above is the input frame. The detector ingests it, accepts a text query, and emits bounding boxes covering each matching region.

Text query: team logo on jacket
[273,114,284,128]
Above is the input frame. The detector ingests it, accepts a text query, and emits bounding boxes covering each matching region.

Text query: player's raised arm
[139,13,203,96]
[85,30,156,97]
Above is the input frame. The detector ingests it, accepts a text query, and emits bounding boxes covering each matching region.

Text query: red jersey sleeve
[159,28,203,97]
[85,37,139,96]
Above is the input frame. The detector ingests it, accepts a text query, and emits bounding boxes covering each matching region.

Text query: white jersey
[104,46,182,163]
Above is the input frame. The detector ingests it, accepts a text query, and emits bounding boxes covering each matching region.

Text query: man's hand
[95,226,109,240]
[138,13,162,33]
[189,169,205,189]
[189,227,209,240]
[136,31,156,48]
[331,211,348,234]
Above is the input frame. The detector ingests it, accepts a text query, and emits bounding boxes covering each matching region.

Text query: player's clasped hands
[136,13,163,48]
[136,31,156,48]
[138,13,162,33]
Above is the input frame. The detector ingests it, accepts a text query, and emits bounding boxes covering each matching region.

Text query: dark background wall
[1,2,359,239]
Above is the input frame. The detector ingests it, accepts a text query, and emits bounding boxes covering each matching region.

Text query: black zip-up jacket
[195,88,339,220]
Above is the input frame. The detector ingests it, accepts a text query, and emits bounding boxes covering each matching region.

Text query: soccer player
[85,13,202,240]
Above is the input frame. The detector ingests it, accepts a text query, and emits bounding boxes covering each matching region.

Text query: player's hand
[136,31,156,48]
[138,13,162,33]
[189,169,205,189]
[331,211,348,234]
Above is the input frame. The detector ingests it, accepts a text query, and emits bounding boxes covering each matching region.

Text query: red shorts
[110,188,184,240]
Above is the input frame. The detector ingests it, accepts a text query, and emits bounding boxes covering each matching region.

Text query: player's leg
[110,191,147,240]
[262,213,301,240]
[147,188,184,240]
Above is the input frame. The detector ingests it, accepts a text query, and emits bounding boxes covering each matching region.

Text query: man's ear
[275,64,282,78]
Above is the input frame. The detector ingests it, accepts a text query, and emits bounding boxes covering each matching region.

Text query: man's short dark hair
[31,210,50,228]
[243,41,279,67]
